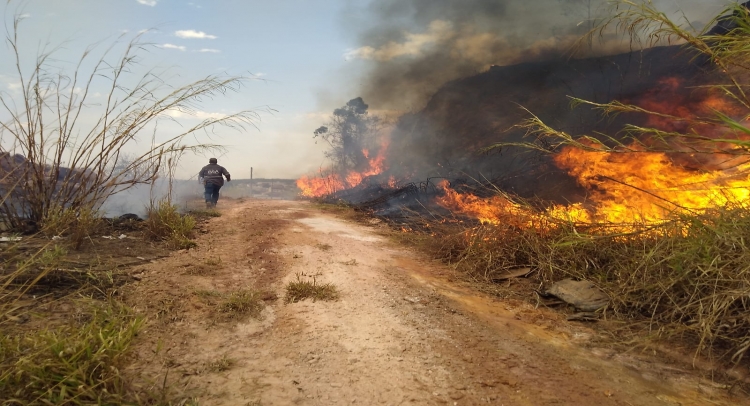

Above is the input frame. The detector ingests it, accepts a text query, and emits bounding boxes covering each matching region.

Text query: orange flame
[552,146,750,224]
[436,81,750,228]
[297,140,390,198]
[436,147,750,229]
[435,180,589,229]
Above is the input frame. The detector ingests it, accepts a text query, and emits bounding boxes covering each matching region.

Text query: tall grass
[446,0,750,366]
[0,3,258,401]
[431,203,750,364]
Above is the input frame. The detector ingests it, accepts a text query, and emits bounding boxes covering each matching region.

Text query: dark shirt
[199,164,231,186]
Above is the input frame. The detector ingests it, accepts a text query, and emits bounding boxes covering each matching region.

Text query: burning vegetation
[297,1,750,374]
[297,98,389,197]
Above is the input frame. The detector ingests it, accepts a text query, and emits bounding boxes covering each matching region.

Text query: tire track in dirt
[123,199,744,405]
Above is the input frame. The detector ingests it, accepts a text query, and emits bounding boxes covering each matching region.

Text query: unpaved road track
[125,200,744,405]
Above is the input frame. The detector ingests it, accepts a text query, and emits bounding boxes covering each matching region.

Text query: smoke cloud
[346,0,727,111]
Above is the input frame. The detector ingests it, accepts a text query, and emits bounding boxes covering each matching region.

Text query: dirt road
[124,199,743,405]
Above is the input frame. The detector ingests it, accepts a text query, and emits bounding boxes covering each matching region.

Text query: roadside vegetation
[0,4,257,403]
[146,199,198,249]
[285,273,340,303]
[432,1,750,371]
[219,289,265,319]
[0,301,144,405]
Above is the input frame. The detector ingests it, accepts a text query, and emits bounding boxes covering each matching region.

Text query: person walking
[199,158,231,208]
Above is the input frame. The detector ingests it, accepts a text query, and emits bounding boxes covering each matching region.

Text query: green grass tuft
[0,300,144,404]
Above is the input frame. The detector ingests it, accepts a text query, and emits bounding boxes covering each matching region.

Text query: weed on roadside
[194,289,222,306]
[204,256,223,267]
[315,243,332,251]
[206,354,236,372]
[219,289,264,319]
[183,264,214,276]
[146,199,197,249]
[41,205,102,250]
[285,273,339,303]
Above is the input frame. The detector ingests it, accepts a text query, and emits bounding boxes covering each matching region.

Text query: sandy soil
[123,199,748,405]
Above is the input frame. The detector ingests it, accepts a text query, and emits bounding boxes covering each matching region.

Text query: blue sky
[0,0,370,179]
[0,0,734,180]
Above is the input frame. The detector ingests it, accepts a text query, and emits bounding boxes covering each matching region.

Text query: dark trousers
[204,183,222,205]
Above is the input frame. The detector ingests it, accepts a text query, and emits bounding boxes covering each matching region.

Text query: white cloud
[0,75,22,92]
[160,43,186,51]
[175,30,217,39]
[136,0,157,6]
[197,48,221,53]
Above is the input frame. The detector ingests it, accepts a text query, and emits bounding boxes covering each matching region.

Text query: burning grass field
[290,2,750,376]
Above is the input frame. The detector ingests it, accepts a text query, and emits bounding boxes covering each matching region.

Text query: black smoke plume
[347,0,723,111]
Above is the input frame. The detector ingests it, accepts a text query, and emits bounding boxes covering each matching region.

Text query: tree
[313,97,380,173]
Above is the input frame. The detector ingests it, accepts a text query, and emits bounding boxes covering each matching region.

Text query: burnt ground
[0,215,184,331]
[118,199,748,405]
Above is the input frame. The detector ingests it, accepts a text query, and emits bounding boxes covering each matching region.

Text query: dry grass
[0,10,261,404]
[204,256,222,267]
[219,289,264,319]
[420,204,750,366]
[145,199,197,249]
[206,354,236,373]
[40,206,102,250]
[0,14,260,232]
[188,208,222,218]
[285,273,340,303]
